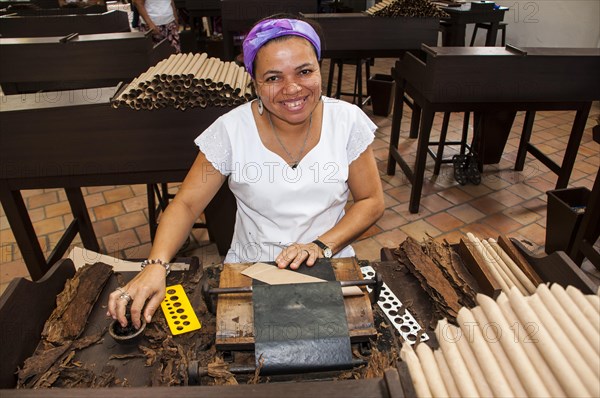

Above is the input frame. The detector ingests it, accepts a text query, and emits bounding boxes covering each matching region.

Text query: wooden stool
[470,22,508,46]
[569,124,600,270]
[326,58,371,108]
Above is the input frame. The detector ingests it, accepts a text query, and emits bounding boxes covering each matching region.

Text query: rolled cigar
[470,306,527,397]
[400,343,432,398]
[184,53,202,75]
[497,293,565,397]
[528,293,599,396]
[466,233,510,292]
[234,65,246,94]
[163,53,187,81]
[189,52,208,77]
[224,63,238,90]
[453,322,493,397]
[400,344,431,397]
[215,62,231,88]
[481,239,520,292]
[536,284,599,373]
[508,287,590,397]
[585,293,600,313]
[196,57,215,84]
[172,53,191,73]
[136,67,154,86]
[415,343,449,398]
[205,59,223,86]
[566,285,600,331]
[488,239,537,294]
[456,307,514,397]
[435,319,479,397]
[159,53,182,80]
[484,239,529,294]
[155,53,178,76]
[433,349,460,397]
[550,284,600,353]
[174,53,197,78]
[477,294,551,397]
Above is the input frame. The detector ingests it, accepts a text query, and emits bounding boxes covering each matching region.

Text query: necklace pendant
[291,163,298,169]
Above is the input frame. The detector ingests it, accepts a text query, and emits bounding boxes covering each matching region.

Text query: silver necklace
[267,112,312,169]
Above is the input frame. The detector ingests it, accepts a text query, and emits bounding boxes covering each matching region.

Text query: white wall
[470,0,600,47]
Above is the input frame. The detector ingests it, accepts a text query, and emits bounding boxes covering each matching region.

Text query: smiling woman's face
[253,36,322,126]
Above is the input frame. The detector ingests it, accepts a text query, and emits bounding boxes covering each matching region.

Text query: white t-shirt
[195,97,377,263]
[140,0,175,26]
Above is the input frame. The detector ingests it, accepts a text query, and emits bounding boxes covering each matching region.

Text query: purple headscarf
[242,18,321,79]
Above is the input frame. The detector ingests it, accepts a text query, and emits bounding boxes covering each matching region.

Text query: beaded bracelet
[141,258,171,275]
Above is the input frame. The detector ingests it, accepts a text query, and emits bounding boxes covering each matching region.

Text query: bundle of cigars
[401,285,600,397]
[365,0,449,18]
[112,52,254,110]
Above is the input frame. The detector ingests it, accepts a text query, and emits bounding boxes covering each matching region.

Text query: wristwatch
[312,239,333,259]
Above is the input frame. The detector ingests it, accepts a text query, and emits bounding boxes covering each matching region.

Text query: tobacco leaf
[94,365,117,387]
[400,237,462,322]
[425,238,477,307]
[43,263,113,344]
[17,343,71,387]
[207,357,238,385]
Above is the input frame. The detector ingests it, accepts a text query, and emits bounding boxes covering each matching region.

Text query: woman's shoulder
[217,100,254,124]
[322,96,358,111]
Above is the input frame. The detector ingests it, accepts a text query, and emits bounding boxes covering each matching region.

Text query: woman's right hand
[106,264,167,330]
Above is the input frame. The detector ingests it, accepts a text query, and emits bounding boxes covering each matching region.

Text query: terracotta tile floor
[1,58,599,294]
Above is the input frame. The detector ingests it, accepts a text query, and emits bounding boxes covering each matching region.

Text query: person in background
[134,0,180,52]
[129,0,140,29]
[107,14,384,329]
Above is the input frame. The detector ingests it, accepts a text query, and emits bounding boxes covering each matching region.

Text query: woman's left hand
[276,243,321,269]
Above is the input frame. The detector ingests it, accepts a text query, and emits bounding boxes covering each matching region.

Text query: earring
[257,98,264,115]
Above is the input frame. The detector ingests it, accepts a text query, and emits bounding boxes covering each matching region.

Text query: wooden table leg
[556,103,591,188]
[65,187,99,252]
[409,107,435,213]
[409,104,421,139]
[484,22,499,46]
[569,165,600,268]
[0,184,49,281]
[386,68,406,176]
[515,110,536,171]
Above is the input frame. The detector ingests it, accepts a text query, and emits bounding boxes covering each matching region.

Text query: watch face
[323,247,333,258]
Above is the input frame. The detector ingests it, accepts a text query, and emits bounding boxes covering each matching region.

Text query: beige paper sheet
[241,262,363,296]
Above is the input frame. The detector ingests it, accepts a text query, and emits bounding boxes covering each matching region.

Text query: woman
[108,15,384,329]
[134,0,180,52]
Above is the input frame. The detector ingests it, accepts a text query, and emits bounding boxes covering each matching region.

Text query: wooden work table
[301,13,438,59]
[441,2,508,46]
[0,258,411,396]
[0,10,130,37]
[387,45,600,213]
[0,31,173,94]
[0,86,237,281]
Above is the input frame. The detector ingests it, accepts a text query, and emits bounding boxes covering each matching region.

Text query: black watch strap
[312,239,333,258]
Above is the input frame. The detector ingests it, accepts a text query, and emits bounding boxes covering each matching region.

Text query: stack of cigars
[401,285,600,397]
[112,52,254,110]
